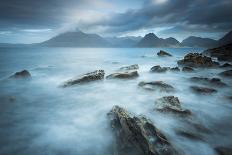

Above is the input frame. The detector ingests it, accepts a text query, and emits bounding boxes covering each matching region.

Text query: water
[0,47,231,155]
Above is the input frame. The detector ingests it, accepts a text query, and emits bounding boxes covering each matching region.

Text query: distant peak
[144,33,159,39]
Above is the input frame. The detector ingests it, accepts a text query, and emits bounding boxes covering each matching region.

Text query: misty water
[0,47,231,155]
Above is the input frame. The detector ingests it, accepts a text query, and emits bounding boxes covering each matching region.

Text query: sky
[0,0,232,43]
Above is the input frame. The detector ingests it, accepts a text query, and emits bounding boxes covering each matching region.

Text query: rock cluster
[150,65,170,73]
[190,77,226,87]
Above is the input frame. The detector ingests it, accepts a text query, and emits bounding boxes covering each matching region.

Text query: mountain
[181,36,217,48]
[218,30,232,46]
[105,36,141,47]
[136,33,180,47]
[41,31,111,47]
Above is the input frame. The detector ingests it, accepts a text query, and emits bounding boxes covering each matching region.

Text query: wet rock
[170,67,180,72]
[220,63,232,68]
[176,130,204,141]
[182,67,194,72]
[10,70,31,78]
[177,53,219,68]
[154,96,191,115]
[219,70,232,77]
[215,146,232,155]
[120,64,139,71]
[157,50,172,57]
[138,81,175,92]
[190,86,217,94]
[106,71,139,79]
[150,65,170,73]
[62,70,105,87]
[108,106,179,155]
[190,77,226,87]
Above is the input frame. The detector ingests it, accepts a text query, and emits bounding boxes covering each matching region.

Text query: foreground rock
[150,65,170,73]
[120,64,139,71]
[219,70,232,77]
[154,96,191,115]
[190,86,217,94]
[106,71,139,79]
[157,50,172,57]
[62,70,105,87]
[139,81,175,92]
[190,77,226,87]
[10,70,31,78]
[177,53,219,68]
[108,106,178,155]
[203,43,232,62]
[182,67,194,72]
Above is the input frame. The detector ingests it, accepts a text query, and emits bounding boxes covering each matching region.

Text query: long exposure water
[0,47,231,155]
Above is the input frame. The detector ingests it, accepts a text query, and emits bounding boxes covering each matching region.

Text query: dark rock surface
[10,70,31,78]
[190,77,226,87]
[62,70,105,87]
[190,86,217,94]
[120,64,139,71]
[157,50,172,57]
[106,71,139,79]
[219,70,232,77]
[150,65,170,73]
[215,146,232,155]
[170,67,180,72]
[220,63,232,68]
[138,81,175,92]
[154,96,191,115]
[177,53,219,68]
[182,67,194,72]
[108,106,179,155]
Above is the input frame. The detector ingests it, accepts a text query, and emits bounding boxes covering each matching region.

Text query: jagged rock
[190,77,226,87]
[170,67,180,72]
[10,70,31,78]
[106,71,139,79]
[108,106,179,155]
[154,96,191,115]
[220,63,232,68]
[182,67,194,72]
[157,50,172,57]
[177,53,219,68]
[120,64,139,71]
[138,81,175,92]
[190,86,217,94]
[219,70,232,77]
[62,70,105,87]
[150,65,170,73]
[215,146,232,155]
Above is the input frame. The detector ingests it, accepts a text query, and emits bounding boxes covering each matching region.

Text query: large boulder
[177,53,219,68]
[10,70,31,78]
[138,81,175,92]
[62,70,105,87]
[190,86,217,94]
[157,50,172,57]
[108,106,179,155]
[120,64,139,71]
[106,71,139,79]
[190,77,226,87]
[154,96,191,115]
[219,70,232,77]
[150,65,170,73]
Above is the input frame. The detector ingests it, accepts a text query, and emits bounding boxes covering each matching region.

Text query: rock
[219,70,232,77]
[170,67,180,72]
[176,130,204,141]
[190,86,217,94]
[157,50,172,57]
[62,70,105,87]
[9,96,16,102]
[220,63,232,68]
[120,64,139,71]
[10,70,31,78]
[106,71,139,79]
[108,106,179,155]
[154,96,191,115]
[150,65,170,73]
[177,53,219,68]
[190,77,226,87]
[215,146,232,155]
[138,81,175,92]
[182,67,194,72]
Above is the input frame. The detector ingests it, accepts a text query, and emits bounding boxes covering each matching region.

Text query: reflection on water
[0,47,231,155]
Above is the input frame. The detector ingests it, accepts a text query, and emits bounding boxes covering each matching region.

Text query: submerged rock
[138,81,175,92]
[10,70,31,78]
[190,77,226,87]
[120,64,139,71]
[220,63,232,68]
[182,67,194,72]
[177,53,219,68]
[219,70,232,77]
[157,50,172,57]
[190,86,217,94]
[150,65,170,73]
[62,70,105,87]
[170,67,180,72]
[154,96,191,115]
[215,146,232,155]
[108,106,179,155]
[106,71,139,79]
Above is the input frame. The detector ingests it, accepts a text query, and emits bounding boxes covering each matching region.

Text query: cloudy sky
[0,0,232,43]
